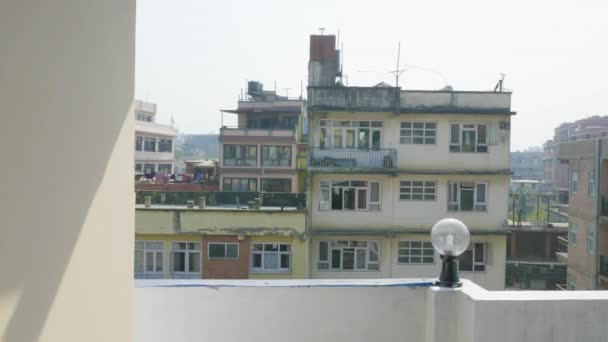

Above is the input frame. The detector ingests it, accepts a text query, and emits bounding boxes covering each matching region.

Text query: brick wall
[202,235,250,279]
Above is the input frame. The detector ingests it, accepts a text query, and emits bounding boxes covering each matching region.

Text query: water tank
[247,81,263,95]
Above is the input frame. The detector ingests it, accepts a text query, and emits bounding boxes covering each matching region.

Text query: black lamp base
[436,255,462,288]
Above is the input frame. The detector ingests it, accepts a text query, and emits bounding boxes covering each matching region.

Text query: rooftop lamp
[431,218,470,288]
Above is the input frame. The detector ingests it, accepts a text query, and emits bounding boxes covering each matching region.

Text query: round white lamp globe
[431,218,470,256]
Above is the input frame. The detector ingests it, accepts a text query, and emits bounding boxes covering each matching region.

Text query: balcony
[134,279,608,342]
[308,147,397,172]
[219,126,296,143]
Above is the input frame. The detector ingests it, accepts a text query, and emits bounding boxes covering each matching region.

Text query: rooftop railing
[135,191,306,209]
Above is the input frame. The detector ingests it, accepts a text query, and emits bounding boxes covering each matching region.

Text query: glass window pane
[209,244,225,258]
[459,250,473,271]
[279,244,290,252]
[344,188,356,210]
[146,252,154,271]
[372,131,381,150]
[370,183,380,202]
[460,189,475,211]
[280,254,290,268]
[369,242,379,262]
[462,130,476,152]
[357,189,367,209]
[450,124,460,144]
[319,241,329,261]
[477,124,487,144]
[135,250,144,273]
[356,249,366,269]
[342,249,355,270]
[332,188,343,210]
[189,252,200,272]
[423,257,434,264]
[227,244,238,258]
[264,253,279,270]
[155,252,163,272]
[476,184,486,203]
[331,249,341,269]
[474,243,485,262]
[411,241,421,248]
[367,263,379,270]
[173,252,185,272]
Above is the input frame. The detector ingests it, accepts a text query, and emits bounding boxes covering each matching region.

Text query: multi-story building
[511,150,543,180]
[218,83,306,193]
[558,138,608,290]
[543,116,608,189]
[134,100,178,175]
[135,203,307,279]
[305,34,513,289]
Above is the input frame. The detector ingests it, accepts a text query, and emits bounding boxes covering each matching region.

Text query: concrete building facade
[511,150,544,180]
[559,138,608,290]
[134,100,178,175]
[305,34,513,290]
[218,84,306,193]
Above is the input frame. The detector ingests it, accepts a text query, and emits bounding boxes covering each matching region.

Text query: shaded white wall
[134,280,608,342]
[0,1,135,341]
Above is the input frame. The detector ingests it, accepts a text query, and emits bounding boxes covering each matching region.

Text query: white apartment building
[134,100,178,175]
[306,35,513,289]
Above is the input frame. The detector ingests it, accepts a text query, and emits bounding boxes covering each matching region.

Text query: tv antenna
[494,73,506,92]
[282,88,292,98]
[389,41,407,88]
[318,27,325,35]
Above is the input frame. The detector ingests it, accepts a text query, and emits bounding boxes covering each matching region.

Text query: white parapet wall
[134,279,608,342]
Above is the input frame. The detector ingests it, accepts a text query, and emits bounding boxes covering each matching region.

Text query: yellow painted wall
[249,236,308,279]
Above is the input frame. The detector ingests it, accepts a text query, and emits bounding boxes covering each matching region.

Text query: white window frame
[448,181,488,212]
[143,136,156,152]
[458,242,486,272]
[319,120,383,150]
[317,240,380,271]
[397,241,435,264]
[399,180,436,201]
[449,123,488,153]
[261,145,292,167]
[319,180,381,211]
[134,240,165,279]
[250,243,291,273]
[570,222,577,246]
[571,171,578,193]
[170,241,201,279]
[587,225,595,255]
[400,121,437,145]
[207,242,239,259]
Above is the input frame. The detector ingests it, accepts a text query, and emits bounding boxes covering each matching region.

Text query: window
[157,164,172,174]
[135,136,142,151]
[261,178,292,192]
[319,120,382,150]
[400,122,436,144]
[317,241,380,271]
[320,180,381,211]
[171,242,201,279]
[208,243,239,259]
[568,273,576,290]
[158,139,172,152]
[448,182,487,211]
[459,243,486,272]
[136,112,152,122]
[251,243,291,272]
[144,137,156,152]
[135,164,142,172]
[134,241,164,279]
[398,241,434,264]
[223,144,257,166]
[223,177,257,192]
[587,225,595,255]
[570,222,577,246]
[571,171,578,193]
[143,164,155,174]
[449,123,488,153]
[261,145,292,167]
[588,169,595,197]
[399,181,436,200]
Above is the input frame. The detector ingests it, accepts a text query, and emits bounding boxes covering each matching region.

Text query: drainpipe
[595,138,602,288]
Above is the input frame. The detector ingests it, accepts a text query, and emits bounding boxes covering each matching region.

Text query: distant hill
[176,134,219,160]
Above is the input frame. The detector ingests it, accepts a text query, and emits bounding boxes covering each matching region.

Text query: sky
[135,0,607,151]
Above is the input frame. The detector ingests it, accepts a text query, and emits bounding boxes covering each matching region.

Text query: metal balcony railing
[308,148,397,170]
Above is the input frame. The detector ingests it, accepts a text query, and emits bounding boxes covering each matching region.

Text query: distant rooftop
[135,120,178,136]
[136,204,301,211]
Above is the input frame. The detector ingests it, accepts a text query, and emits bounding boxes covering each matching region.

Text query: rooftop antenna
[319,27,325,35]
[494,73,506,92]
[389,41,407,88]
[300,80,303,99]
[282,88,292,98]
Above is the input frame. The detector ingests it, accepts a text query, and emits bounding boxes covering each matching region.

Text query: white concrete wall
[311,173,509,230]
[0,1,134,341]
[134,280,608,342]
[312,113,511,171]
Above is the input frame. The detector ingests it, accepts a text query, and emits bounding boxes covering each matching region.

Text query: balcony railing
[601,255,608,277]
[308,148,397,171]
[601,195,608,216]
[220,126,296,139]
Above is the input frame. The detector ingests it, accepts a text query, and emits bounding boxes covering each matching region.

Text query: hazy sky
[135,0,607,151]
